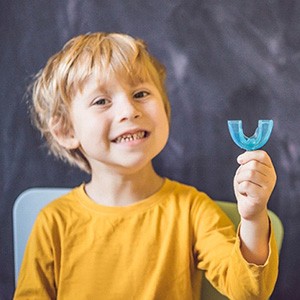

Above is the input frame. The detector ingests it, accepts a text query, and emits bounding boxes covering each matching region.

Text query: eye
[93,98,110,106]
[134,91,149,99]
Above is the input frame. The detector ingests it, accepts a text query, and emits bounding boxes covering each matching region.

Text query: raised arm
[234,150,277,264]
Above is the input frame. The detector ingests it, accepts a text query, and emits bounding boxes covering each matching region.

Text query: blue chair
[13,188,284,299]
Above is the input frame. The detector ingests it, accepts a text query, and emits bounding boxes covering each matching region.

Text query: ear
[49,117,80,150]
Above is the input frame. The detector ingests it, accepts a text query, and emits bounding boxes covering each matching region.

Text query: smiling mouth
[113,131,149,143]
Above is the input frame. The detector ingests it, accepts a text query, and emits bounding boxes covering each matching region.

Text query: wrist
[241,208,269,224]
[239,209,270,264]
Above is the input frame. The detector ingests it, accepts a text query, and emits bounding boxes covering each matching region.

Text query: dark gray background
[1,1,299,299]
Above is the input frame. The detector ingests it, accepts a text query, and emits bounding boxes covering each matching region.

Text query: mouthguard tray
[227,120,273,151]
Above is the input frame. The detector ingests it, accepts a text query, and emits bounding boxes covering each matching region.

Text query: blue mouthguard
[227,120,273,151]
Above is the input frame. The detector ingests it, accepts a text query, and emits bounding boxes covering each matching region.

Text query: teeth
[115,131,146,143]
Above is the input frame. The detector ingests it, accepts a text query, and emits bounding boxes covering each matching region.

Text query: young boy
[14,32,278,299]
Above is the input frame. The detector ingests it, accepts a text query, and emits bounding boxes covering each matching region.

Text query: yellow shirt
[14,179,278,299]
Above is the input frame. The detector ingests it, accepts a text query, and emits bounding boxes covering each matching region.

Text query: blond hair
[31,32,170,173]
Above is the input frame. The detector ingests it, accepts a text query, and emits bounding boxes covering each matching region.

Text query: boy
[14,32,278,299]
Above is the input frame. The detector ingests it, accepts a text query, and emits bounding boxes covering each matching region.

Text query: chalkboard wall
[1,1,299,298]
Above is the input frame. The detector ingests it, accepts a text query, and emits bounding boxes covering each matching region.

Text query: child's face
[67,73,169,174]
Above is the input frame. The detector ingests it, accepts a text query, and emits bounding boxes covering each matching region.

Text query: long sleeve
[193,198,279,300]
[14,212,58,299]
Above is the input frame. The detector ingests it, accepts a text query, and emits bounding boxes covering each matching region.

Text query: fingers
[234,150,277,200]
[237,150,273,168]
[234,150,277,220]
[235,165,268,188]
[237,150,276,184]
[234,174,269,198]
[235,160,275,187]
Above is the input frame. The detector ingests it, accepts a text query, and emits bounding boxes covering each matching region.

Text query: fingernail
[237,155,243,164]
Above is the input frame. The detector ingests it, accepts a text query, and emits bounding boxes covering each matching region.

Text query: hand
[234,150,277,220]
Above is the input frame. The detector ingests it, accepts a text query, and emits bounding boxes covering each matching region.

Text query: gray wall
[1,1,299,298]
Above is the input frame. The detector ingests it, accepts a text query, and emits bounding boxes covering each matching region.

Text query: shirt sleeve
[192,196,279,300]
[14,211,58,300]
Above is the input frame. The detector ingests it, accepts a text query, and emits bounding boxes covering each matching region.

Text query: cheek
[156,109,170,142]
[162,118,170,143]
[157,104,170,128]
[78,119,110,146]
[72,116,87,138]
[150,100,169,121]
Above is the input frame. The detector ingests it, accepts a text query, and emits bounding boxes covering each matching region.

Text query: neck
[85,163,164,206]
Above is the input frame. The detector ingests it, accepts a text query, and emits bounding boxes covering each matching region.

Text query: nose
[118,98,142,122]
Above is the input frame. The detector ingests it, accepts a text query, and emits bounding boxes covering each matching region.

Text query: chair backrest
[13,188,284,299]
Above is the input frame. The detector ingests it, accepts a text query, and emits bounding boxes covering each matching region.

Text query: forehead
[72,57,158,95]
[75,71,159,99]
